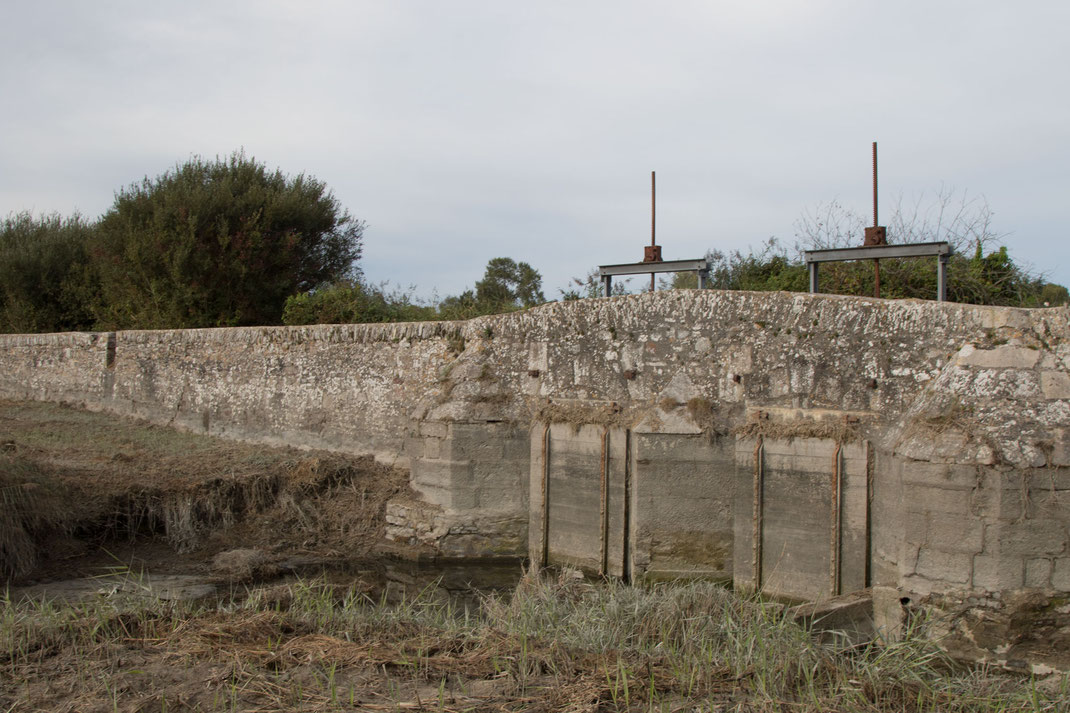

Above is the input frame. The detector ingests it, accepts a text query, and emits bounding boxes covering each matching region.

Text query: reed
[1,568,1065,712]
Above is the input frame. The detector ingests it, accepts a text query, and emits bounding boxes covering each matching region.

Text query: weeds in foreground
[1,570,1065,712]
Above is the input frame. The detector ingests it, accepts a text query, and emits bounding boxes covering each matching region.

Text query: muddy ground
[0,399,421,588]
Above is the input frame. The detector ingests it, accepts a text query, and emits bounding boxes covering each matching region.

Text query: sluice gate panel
[530,423,629,578]
[734,437,870,601]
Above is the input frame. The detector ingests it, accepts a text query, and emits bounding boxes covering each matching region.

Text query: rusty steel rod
[540,423,551,567]
[752,437,764,590]
[872,142,878,228]
[599,426,610,576]
[622,429,630,581]
[864,440,873,588]
[872,142,880,298]
[651,171,656,292]
[830,442,843,596]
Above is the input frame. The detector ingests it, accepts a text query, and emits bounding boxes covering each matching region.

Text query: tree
[0,212,94,333]
[88,151,363,329]
[561,268,630,300]
[475,258,545,309]
[431,258,547,319]
[662,241,808,293]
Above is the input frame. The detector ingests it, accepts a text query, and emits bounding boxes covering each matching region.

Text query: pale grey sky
[3,1,1068,298]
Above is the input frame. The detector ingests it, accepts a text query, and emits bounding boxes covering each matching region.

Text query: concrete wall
[734,436,869,601]
[3,290,1069,631]
[881,339,1070,597]
[631,432,734,582]
[528,423,629,576]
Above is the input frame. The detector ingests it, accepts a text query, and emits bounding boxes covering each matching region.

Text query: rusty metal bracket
[540,423,551,568]
[752,437,765,589]
[830,442,843,596]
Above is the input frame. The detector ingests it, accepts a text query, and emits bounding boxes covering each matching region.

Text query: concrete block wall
[393,420,530,555]
[630,432,734,582]
[881,327,1070,601]
[733,435,869,601]
[884,460,1068,597]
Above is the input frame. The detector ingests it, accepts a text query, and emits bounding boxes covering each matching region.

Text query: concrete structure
[2,290,1069,670]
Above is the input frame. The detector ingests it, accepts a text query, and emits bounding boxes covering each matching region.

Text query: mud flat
[0,399,423,585]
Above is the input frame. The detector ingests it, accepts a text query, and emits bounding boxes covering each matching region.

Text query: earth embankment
[0,400,411,584]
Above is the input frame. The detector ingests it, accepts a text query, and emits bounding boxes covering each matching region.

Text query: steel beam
[804,241,952,302]
[803,242,950,263]
[598,258,710,277]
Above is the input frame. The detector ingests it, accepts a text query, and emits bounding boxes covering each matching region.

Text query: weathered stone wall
[0,322,465,463]
[3,291,1069,650]
[881,331,1070,598]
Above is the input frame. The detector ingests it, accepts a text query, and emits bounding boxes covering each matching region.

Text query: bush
[282,281,435,325]
[0,212,94,333]
[89,151,363,329]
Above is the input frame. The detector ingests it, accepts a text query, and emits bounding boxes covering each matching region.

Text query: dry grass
[0,456,72,579]
[529,398,633,430]
[1,569,1064,712]
[734,411,862,443]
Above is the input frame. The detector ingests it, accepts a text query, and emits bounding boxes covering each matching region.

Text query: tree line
[2,154,1063,335]
[0,152,546,333]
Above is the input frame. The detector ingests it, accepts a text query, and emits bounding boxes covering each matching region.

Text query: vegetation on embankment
[0,400,408,582]
[2,569,1065,712]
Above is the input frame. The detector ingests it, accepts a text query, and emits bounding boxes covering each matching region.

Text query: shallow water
[11,556,528,609]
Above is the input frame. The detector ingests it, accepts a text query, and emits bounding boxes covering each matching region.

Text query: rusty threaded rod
[872,142,878,228]
[651,171,656,247]
[872,142,880,298]
[651,171,656,292]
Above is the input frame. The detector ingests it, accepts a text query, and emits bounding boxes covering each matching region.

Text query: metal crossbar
[598,259,710,296]
[803,242,952,301]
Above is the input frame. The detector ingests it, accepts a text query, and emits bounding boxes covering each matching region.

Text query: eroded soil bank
[0,399,425,588]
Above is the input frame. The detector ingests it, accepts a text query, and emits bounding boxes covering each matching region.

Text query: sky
[3,1,1069,299]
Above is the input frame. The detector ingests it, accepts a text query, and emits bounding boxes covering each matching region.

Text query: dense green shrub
[0,212,95,333]
[282,281,435,325]
[88,151,363,329]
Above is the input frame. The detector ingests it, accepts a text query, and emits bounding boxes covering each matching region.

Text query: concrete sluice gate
[3,290,1070,671]
[530,425,868,603]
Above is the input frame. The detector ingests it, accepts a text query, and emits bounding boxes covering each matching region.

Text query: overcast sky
[3,1,1068,299]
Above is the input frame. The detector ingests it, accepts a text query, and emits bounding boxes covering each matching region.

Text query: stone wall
[3,290,1069,649]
